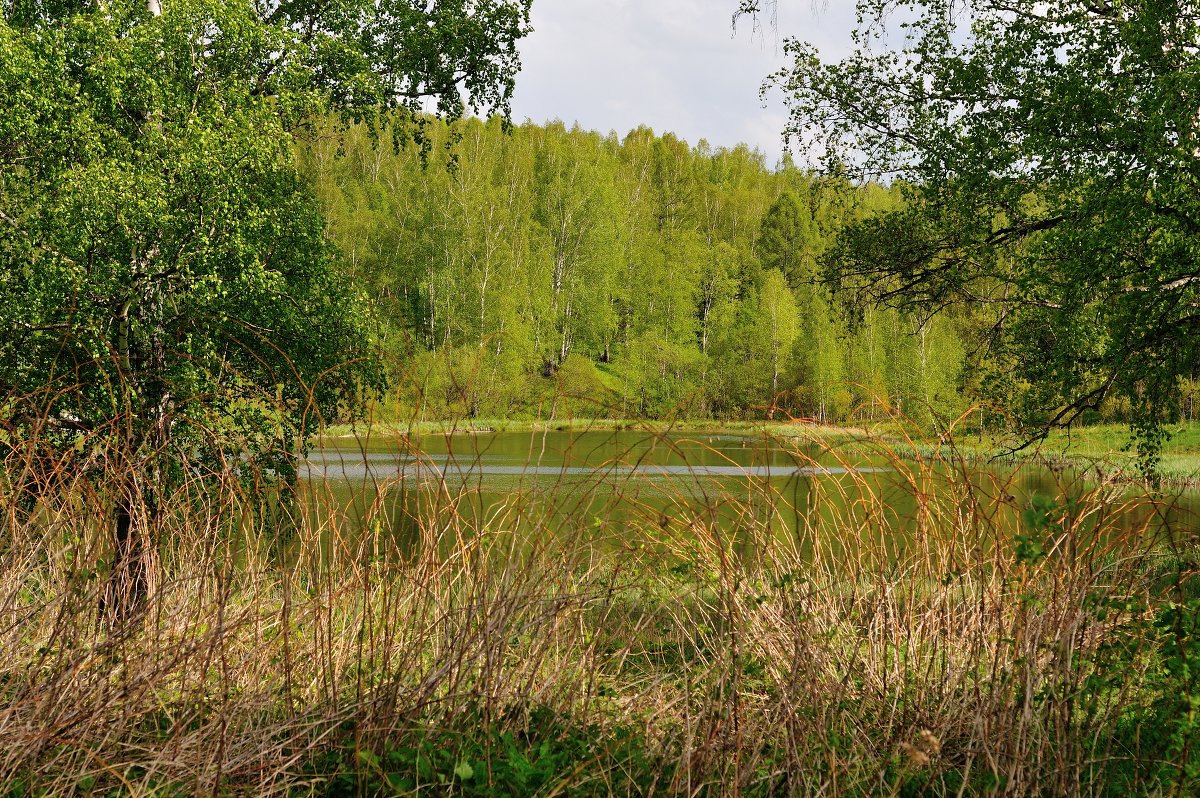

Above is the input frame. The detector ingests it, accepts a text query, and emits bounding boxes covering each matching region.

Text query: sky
[509,1,859,169]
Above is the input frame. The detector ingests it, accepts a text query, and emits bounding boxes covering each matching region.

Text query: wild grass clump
[0,426,1197,796]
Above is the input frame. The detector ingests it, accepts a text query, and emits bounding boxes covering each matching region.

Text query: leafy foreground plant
[0,429,1197,796]
[311,707,667,797]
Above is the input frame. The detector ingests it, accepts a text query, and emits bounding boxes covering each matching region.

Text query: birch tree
[767,0,1200,459]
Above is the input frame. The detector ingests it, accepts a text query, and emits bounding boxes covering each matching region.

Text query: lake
[301,429,1200,560]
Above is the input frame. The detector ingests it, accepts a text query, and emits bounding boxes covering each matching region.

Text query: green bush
[311,706,665,797]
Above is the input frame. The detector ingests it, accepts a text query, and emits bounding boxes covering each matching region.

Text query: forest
[3,0,1200,795]
[303,118,969,428]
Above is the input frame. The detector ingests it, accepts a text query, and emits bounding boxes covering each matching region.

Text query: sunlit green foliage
[770,0,1200,457]
[307,118,971,427]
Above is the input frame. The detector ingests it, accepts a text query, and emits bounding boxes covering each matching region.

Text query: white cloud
[511,0,858,166]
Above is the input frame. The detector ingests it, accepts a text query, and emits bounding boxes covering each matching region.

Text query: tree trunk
[102,474,157,625]
[103,254,168,626]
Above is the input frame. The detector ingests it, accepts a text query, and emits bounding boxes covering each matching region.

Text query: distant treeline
[301,117,968,426]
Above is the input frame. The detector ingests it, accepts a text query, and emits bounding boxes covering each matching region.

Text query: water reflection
[301,450,891,479]
[300,430,1200,559]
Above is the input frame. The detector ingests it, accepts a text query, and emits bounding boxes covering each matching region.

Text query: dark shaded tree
[758,190,819,290]
[0,0,532,619]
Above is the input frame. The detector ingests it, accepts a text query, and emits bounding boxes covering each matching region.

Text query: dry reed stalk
[0,421,1192,795]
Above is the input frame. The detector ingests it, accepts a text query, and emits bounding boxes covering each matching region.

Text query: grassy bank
[856,422,1200,489]
[2,429,1198,795]
[319,417,873,445]
[320,417,791,438]
[1030,423,1200,484]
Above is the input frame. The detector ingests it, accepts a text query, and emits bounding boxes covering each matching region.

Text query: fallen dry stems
[0,428,1194,796]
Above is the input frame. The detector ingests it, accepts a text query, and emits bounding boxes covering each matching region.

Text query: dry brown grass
[0,425,1194,796]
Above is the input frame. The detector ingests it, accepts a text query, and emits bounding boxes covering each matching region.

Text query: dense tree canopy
[0,0,531,450]
[758,190,819,289]
[307,118,969,427]
[0,0,531,615]
[764,0,1200,455]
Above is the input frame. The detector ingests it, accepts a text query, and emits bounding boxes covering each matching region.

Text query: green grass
[320,416,877,442]
[308,706,667,797]
[1036,422,1200,457]
[966,422,1200,486]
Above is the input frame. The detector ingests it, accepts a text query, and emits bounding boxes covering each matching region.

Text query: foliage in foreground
[770,0,1200,456]
[0,0,533,618]
[0,428,1198,796]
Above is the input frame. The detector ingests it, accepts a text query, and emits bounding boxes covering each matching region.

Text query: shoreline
[318,418,1200,491]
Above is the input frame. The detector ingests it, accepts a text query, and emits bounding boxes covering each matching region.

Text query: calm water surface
[302,430,1200,554]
